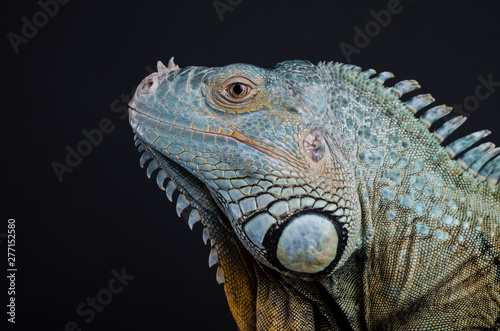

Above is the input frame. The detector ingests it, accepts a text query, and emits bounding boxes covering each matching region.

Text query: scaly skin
[128,59,500,330]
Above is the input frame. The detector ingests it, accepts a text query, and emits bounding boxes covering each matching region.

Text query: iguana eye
[207,75,262,111]
[214,76,257,105]
[224,82,252,101]
[227,83,249,98]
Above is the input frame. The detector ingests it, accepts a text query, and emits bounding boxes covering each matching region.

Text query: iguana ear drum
[263,211,348,276]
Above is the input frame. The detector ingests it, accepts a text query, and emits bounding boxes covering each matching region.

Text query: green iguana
[128,58,500,330]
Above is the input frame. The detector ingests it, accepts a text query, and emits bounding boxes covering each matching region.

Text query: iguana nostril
[139,76,158,95]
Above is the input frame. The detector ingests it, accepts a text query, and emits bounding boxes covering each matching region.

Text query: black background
[2,0,500,330]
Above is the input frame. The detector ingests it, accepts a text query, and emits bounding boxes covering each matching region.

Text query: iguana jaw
[129,105,285,162]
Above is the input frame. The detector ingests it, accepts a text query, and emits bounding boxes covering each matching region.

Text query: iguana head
[129,58,366,328]
[129,58,361,279]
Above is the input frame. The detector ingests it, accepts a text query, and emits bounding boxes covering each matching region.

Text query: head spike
[157,61,166,72]
[156,56,180,74]
[168,56,176,67]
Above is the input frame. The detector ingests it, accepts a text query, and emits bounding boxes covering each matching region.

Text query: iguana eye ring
[205,74,262,112]
[213,76,258,106]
